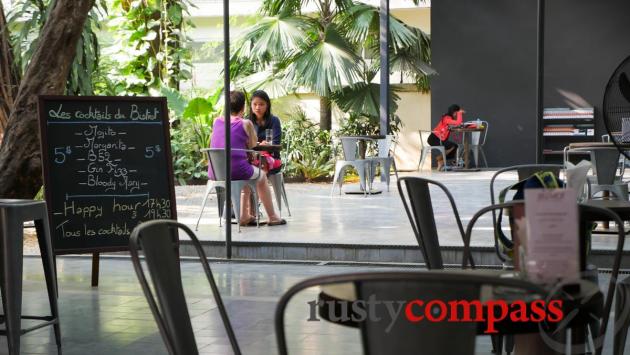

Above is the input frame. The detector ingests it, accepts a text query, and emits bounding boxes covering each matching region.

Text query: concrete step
[179,240,630,270]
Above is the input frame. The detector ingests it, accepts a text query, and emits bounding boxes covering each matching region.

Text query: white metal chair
[268,172,291,217]
[468,120,489,168]
[331,137,371,196]
[197,148,261,232]
[367,135,399,191]
[417,130,447,171]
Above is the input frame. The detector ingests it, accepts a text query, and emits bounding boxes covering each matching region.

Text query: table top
[450,126,485,132]
[252,144,282,152]
[583,199,630,220]
[568,142,630,149]
[317,272,602,335]
[340,135,386,140]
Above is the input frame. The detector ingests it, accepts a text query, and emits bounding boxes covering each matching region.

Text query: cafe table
[252,144,282,153]
[316,270,603,353]
[449,126,486,171]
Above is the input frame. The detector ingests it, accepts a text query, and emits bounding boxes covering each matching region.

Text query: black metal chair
[129,220,241,355]
[614,276,630,355]
[397,176,474,269]
[463,202,626,355]
[0,199,61,355]
[274,270,547,355]
[489,164,563,262]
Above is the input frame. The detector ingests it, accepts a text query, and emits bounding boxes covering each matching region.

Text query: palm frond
[236,14,314,63]
[332,82,400,119]
[286,24,363,96]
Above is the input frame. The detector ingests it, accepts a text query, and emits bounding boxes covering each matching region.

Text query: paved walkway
[177,170,624,251]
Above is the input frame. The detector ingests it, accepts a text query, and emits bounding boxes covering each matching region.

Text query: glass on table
[265,129,273,144]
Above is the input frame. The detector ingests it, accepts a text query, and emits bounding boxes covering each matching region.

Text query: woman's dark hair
[229,91,246,114]
[247,90,272,126]
[446,104,461,117]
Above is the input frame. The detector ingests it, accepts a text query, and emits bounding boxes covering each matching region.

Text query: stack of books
[543,125,594,136]
[543,107,594,119]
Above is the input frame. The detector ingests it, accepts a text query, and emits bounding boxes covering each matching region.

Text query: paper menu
[524,188,580,284]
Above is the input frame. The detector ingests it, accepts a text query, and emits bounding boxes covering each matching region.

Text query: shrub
[283,108,334,182]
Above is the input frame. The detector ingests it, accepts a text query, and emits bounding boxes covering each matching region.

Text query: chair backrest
[463,201,625,352]
[377,135,396,158]
[340,137,361,161]
[489,164,563,205]
[419,130,432,148]
[275,271,547,355]
[479,121,489,145]
[130,220,241,355]
[397,176,471,269]
[488,165,562,262]
[206,148,228,181]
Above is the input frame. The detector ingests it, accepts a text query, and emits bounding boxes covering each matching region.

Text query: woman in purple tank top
[209,91,286,226]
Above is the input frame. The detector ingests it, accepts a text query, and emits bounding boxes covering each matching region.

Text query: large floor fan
[603,55,630,159]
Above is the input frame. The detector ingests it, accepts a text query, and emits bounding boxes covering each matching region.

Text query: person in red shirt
[428,104,465,171]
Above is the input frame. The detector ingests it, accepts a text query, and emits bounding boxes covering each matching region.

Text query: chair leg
[230,185,243,233]
[34,218,62,352]
[441,150,447,169]
[216,187,225,227]
[195,182,215,231]
[250,183,260,227]
[269,174,283,217]
[280,178,291,216]
[614,278,630,355]
[1,215,25,355]
[331,164,346,196]
[356,163,368,197]
[418,149,426,171]
[480,147,489,168]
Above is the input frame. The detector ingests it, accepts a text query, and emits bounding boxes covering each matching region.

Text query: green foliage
[283,107,334,181]
[164,86,221,184]
[104,0,194,95]
[7,0,107,95]
[232,0,434,123]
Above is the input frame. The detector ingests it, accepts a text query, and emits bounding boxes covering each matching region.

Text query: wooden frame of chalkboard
[38,95,177,255]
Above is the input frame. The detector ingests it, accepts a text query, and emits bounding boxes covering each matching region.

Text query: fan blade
[620,72,630,103]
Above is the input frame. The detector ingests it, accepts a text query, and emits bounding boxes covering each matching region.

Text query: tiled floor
[5,257,622,354]
[178,170,628,251]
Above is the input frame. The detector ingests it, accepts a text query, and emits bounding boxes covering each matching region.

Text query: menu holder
[523,188,579,284]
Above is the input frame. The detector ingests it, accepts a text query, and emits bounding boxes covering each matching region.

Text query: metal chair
[397,176,474,269]
[199,148,261,232]
[129,220,241,355]
[489,164,563,262]
[417,130,447,171]
[275,270,547,355]
[368,135,399,191]
[614,276,630,355]
[565,146,628,200]
[467,120,489,168]
[331,137,371,196]
[268,171,291,217]
[0,199,61,355]
[195,180,225,230]
[463,202,626,355]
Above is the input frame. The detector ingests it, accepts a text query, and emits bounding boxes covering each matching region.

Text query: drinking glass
[265,129,273,143]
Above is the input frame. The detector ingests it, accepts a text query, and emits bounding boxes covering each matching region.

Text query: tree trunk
[0,0,95,198]
[319,96,332,131]
[0,1,19,135]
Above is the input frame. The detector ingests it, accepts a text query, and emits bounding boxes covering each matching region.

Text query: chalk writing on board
[39,97,176,252]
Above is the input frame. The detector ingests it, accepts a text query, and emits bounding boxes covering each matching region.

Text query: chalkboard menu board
[38,96,177,254]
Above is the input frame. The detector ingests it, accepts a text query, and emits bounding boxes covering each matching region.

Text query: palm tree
[231,0,433,131]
